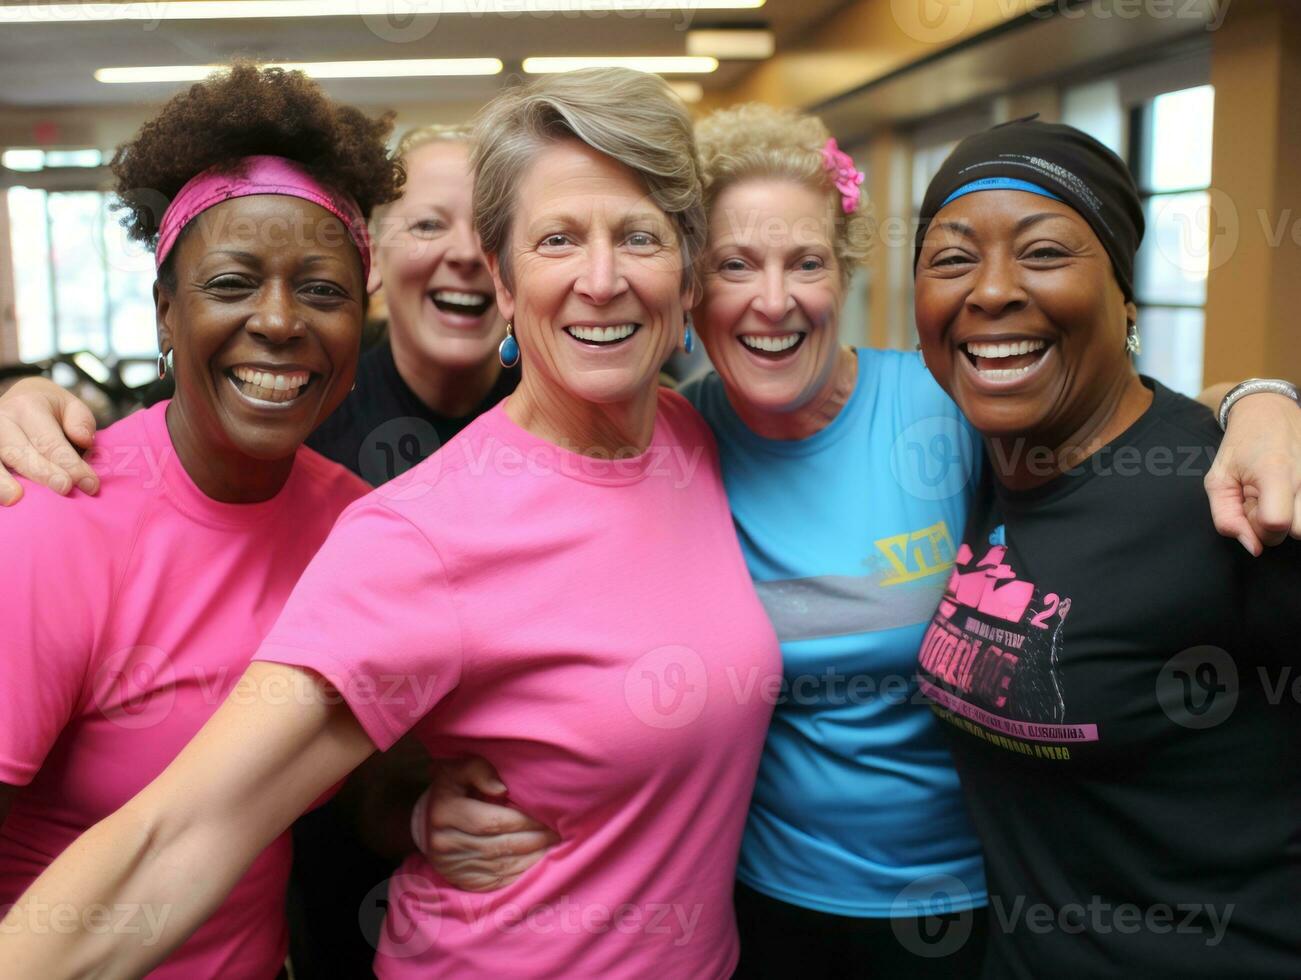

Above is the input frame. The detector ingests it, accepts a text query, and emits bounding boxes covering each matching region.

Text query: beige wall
[1203,2,1301,384]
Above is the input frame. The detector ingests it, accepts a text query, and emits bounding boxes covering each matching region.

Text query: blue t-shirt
[681,348,987,916]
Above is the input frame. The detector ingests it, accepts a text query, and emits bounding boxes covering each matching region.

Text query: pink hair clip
[822,137,864,214]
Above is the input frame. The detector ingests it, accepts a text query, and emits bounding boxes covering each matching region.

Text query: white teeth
[740,333,802,353]
[977,365,1034,379]
[230,366,310,402]
[566,324,637,343]
[433,289,490,306]
[964,338,1046,359]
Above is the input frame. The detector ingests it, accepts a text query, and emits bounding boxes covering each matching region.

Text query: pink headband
[154,154,372,280]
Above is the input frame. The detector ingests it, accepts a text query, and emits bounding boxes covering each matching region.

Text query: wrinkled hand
[1207,392,1301,555]
[416,756,560,893]
[0,378,100,505]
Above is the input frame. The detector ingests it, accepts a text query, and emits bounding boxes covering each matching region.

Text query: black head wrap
[914,117,1145,301]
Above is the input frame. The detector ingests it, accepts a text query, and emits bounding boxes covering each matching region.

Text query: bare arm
[0,377,100,505]
[0,662,376,980]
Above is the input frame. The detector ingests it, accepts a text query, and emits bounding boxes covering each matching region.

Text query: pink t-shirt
[257,388,781,979]
[0,400,366,980]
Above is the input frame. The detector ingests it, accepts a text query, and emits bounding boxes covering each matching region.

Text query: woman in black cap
[912,118,1301,978]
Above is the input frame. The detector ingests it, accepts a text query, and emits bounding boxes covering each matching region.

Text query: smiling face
[914,190,1136,444]
[488,138,691,410]
[378,139,505,371]
[696,178,845,418]
[157,194,364,462]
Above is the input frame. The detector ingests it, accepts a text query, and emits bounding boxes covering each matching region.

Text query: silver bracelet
[1217,378,1300,430]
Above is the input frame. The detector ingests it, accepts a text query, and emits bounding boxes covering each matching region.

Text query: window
[906,108,994,347]
[1128,84,1215,397]
[5,149,156,364]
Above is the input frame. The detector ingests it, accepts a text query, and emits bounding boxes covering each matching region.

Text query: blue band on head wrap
[940,177,1064,209]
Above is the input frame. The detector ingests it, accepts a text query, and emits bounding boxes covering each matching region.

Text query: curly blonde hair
[695,103,872,278]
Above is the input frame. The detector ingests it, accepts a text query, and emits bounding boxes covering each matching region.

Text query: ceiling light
[3,0,764,24]
[522,56,718,75]
[94,59,503,83]
[686,29,774,59]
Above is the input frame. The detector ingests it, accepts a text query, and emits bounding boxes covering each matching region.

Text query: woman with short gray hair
[0,68,781,980]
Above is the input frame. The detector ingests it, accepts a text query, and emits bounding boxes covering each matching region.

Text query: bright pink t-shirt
[257,388,781,979]
[0,401,366,980]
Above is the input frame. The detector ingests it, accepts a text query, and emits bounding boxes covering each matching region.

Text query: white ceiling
[0,0,851,110]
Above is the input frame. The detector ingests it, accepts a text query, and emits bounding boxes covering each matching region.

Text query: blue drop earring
[683,316,695,355]
[499,321,520,368]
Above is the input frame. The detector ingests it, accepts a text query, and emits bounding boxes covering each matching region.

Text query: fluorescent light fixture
[522,56,718,75]
[686,29,774,59]
[668,81,703,104]
[3,0,764,24]
[95,59,503,84]
[2,150,45,172]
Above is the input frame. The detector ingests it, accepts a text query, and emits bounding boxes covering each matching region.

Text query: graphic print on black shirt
[919,531,1083,753]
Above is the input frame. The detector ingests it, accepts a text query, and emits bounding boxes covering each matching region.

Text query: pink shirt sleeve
[253,498,464,751]
[0,488,112,786]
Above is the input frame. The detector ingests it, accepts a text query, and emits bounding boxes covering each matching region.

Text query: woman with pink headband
[0,64,398,978]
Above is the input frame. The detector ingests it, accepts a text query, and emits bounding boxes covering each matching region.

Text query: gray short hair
[471,68,705,294]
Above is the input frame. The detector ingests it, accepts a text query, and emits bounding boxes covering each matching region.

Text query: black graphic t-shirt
[307,336,520,486]
[917,379,1301,978]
